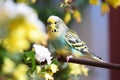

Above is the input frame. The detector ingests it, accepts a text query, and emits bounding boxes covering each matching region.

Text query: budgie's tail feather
[88,52,105,62]
[92,56,105,62]
[79,55,105,63]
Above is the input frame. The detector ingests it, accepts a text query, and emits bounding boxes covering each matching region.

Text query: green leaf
[52,59,59,66]
[24,51,36,70]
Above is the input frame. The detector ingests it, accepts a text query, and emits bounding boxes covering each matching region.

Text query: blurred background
[0,0,120,80]
[72,3,120,80]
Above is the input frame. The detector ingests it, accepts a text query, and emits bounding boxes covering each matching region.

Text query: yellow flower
[50,64,59,73]
[13,64,28,80]
[73,9,82,23]
[80,65,89,76]
[36,66,41,73]
[31,0,36,3]
[26,23,48,46]
[107,0,120,8]
[68,63,89,76]
[64,0,69,3]
[101,2,110,15]
[0,39,1,44]
[68,63,82,76]
[2,37,30,52]
[35,63,59,80]
[89,0,99,5]
[0,1,47,52]
[60,0,72,7]
[16,0,30,4]
[1,15,47,52]
[64,11,71,24]
[2,57,15,74]
[44,73,54,80]
[41,64,59,80]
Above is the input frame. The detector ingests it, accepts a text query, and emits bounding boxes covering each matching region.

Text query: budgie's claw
[66,55,73,62]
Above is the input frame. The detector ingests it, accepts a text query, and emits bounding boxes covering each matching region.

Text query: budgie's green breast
[49,35,73,56]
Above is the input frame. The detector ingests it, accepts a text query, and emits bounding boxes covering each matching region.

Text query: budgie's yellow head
[47,15,67,40]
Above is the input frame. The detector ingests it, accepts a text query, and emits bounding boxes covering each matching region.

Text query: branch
[58,56,120,70]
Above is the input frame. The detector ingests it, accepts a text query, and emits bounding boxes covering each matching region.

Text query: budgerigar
[47,15,103,62]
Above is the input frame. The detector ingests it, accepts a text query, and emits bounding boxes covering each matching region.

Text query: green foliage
[24,51,36,70]
[52,59,59,66]
[54,63,70,80]
[30,0,64,24]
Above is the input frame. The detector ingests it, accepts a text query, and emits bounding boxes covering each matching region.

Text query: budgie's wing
[64,29,90,54]
[64,29,103,62]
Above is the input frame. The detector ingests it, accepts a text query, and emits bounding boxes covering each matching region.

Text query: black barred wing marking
[64,29,91,54]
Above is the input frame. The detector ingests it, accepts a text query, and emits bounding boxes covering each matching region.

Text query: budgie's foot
[66,55,73,62]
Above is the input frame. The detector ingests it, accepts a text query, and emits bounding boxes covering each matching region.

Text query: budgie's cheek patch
[52,29,58,32]
[55,22,57,24]
[47,26,58,33]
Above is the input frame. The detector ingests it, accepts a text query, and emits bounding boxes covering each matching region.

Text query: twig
[58,56,120,70]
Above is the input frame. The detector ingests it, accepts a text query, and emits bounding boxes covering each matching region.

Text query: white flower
[33,44,52,65]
